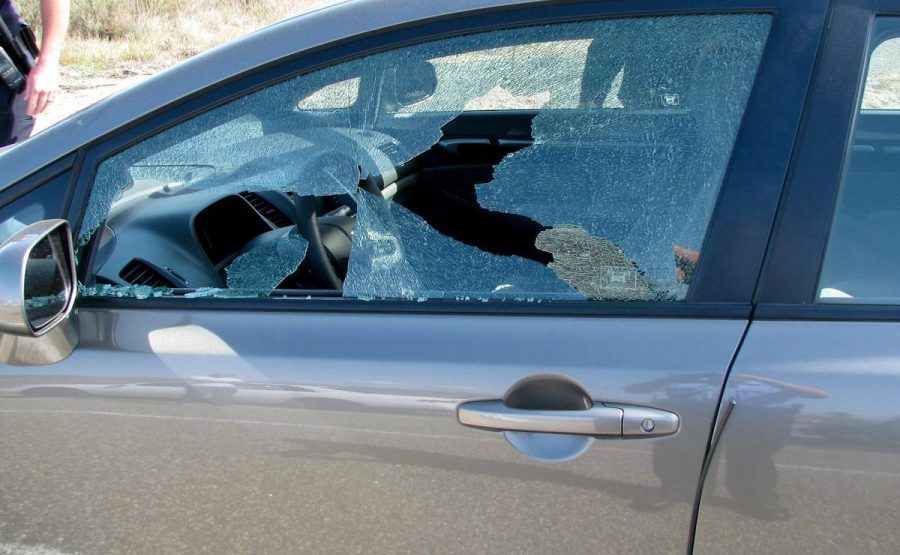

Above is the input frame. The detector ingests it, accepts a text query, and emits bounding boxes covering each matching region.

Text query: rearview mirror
[0,219,79,365]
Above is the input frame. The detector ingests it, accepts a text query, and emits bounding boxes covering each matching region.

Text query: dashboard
[94,184,300,290]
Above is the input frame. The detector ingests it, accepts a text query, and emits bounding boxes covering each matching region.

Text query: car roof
[0,0,544,189]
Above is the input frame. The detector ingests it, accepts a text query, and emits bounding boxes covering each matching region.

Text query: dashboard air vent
[119,259,177,288]
[240,192,292,228]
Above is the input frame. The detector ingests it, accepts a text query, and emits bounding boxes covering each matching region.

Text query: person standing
[0,0,69,147]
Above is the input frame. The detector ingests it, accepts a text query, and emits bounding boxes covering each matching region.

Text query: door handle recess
[457,400,679,438]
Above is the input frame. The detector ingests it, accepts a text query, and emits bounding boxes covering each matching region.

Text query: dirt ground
[32,69,154,135]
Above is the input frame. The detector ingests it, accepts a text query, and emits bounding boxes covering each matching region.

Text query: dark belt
[0,17,37,92]
[3,17,38,62]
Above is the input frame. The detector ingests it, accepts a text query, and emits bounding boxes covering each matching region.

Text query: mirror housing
[0,219,79,365]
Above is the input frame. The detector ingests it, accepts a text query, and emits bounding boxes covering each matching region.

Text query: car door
[694,3,900,553]
[0,1,826,553]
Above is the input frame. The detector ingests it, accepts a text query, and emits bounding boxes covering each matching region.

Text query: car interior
[90,111,546,295]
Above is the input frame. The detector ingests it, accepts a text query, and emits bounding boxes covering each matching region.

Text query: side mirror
[0,219,79,365]
[390,60,438,107]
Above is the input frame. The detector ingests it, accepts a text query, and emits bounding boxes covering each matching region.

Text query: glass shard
[344,191,582,300]
[79,283,173,299]
[225,235,309,294]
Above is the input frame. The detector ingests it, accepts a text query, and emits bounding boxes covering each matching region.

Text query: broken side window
[79,14,771,302]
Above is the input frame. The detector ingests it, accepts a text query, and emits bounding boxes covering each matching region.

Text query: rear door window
[818,20,900,303]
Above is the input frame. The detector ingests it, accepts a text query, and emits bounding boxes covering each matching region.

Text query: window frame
[0,155,76,232]
[756,0,900,321]
[64,0,827,318]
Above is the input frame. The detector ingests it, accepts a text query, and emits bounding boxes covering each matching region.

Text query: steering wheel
[291,174,382,290]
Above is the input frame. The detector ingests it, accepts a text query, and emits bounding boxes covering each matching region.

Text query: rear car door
[694,2,900,552]
[0,2,827,553]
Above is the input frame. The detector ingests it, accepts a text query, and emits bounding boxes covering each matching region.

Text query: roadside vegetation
[18,0,335,77]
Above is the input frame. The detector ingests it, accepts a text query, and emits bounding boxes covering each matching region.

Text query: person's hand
[25,57,61,116]
[673,244,700,284]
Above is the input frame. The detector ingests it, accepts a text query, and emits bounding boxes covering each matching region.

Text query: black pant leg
[0,81,34,147]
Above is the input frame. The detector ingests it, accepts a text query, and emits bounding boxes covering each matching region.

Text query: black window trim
[67,0,829,318]
[77,295,753,319]
[0,154,76,213]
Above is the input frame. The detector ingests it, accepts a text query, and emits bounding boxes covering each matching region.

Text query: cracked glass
[344,191,582,300]
[80,14,771,302]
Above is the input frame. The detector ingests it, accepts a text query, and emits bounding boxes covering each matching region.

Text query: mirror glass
[23,227,72,331]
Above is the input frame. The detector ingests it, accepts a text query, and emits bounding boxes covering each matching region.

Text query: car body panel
[694,4,900,553]
[0,310,746,553]
[694,321,900,554]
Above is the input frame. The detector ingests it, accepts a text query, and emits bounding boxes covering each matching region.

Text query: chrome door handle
[457,400,623,435]
[457,400,679,438]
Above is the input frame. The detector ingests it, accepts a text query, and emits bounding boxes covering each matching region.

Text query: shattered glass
[344,192,582,300]
[23,292,67,311]
[79,283,173,300]
[77,284,266,299]
[225,235,309,294]
[410,40,592,112]
[296,77,361,110]
[477,15,771,298]
[80,14,771,302]
[80,59,439,246]
[183,288,262,299]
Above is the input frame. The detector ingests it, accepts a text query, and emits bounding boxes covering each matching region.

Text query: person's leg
[0,84,35,147]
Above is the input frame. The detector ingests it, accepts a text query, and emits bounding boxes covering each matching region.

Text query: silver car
[1,0,899,552]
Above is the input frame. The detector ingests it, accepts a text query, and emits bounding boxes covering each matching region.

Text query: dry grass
[17,0,337,76]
